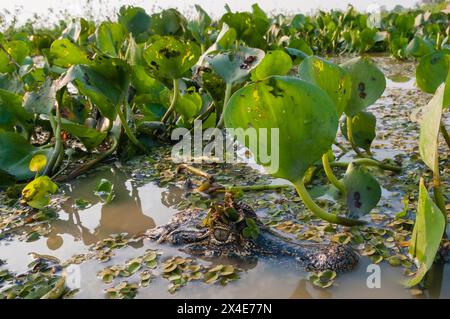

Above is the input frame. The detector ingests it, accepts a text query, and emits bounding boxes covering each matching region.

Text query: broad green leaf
[0,131,52,181]
[95,22,126,57]
[29,154,47,173]
[0,89,33,133]
[419,83,445,173]
[416,49,450,94]
[288,37,313,56]
[341,111,376,152]
[59,56,130,120]
[0,40,29,73]
[341,57,386,116]
[130,65,167,95]
[22,175,58,209]
[0,73,23,93]
[284,47,310,65]
[50,39,90,67]
[61,118,107,149]
[299,56,352,116]
[143,36,200,80]
[405,179,445,287]
[23,77,56,114]
[224,76,338,181]
[150,9,186,36]
[406,36,435,58]
[95,178,115,203]
[118,6,151,42]
[206,46,265,85]
[342,163,381,219]
[252,50,292,81]
[175,87,202,122]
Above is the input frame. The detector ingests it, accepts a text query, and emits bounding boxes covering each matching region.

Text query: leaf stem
[219,184,291,193]
[217,83,232,129]
[440,121,450,150]
[322,153,346,193]
[44,99,63,176]
[346,116,369,158]
[161,79,179,124]
[293,179,365,226]
[54,135,119,182]
[433,157,447,230]
[117,106,147,153]
[330,158,401,173]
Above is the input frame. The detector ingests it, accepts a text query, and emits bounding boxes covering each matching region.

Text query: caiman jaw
[255,228,359,272]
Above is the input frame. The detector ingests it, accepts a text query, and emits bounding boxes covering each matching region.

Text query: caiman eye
[213,228,231,243]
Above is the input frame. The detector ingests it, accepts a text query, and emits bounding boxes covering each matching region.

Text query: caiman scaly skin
[147,202,358,272]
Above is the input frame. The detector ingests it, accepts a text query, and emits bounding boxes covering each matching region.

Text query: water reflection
[46,167,184,250]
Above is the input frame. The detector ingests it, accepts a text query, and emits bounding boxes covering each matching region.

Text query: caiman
[147,194,358,272]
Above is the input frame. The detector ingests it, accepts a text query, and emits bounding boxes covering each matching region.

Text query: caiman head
[147,194,358,272]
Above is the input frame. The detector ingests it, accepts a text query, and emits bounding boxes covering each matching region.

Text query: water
[1,56,449,299]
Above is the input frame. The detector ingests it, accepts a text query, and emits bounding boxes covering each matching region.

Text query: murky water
[1,55,449,298]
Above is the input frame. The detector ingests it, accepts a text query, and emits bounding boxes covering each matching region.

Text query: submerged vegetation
[0,1,449,298]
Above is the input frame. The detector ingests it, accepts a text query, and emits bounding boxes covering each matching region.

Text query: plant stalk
[217,83,233,129]
[161,79,179,124]
[440,121,450,150]
[117,105,147,153]
[346,116,368,158]
[330,158,402,173]
[293,179,365,226]
[322,153,346,193]
[433,159,448,230]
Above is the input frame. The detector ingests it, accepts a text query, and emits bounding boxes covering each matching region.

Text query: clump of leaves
[162,256,203,294]
[203,264,240,286]
[98,249,160,284]
[309,270,337,288]
[105,281,139,299]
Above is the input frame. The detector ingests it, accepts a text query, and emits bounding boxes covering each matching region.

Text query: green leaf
[95,22,126,57]
[130,65,167,95]
[204,271,219,284]
[405,179,445,287]
[118,6,151,42]
[175,86,202,122]
[299,56,352,116]
[224,76,338,181]
[419,83,445,173]
[22,176,58,209]
[252,50,292,81]
[95,178,115,204]
[0,89,33,133]
[150,9,186,36]
[59,57,130,120]
[23,77,56,114]
[60,118,107,149]
[406,36,435,58]
[0,40,29,73]
[50,39,90,67]
[143,36,200,80]
[0,132,53,181]
[206,46,265,85]
[340,111,376,153]
[416,49,450,94]
[342,163,381,219]
[341,56,386,116]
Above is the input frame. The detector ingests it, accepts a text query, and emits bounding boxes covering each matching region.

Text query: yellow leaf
[29,154,47,173]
